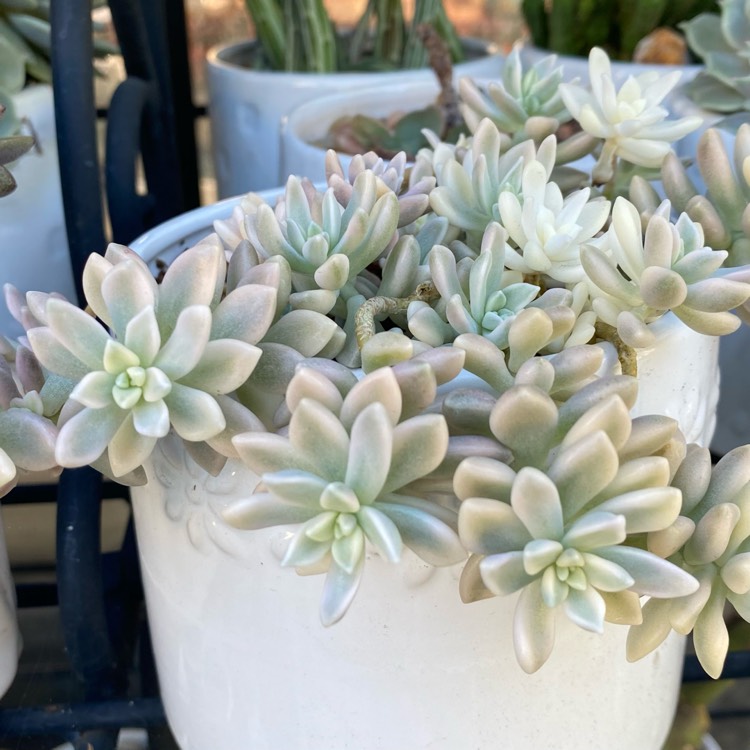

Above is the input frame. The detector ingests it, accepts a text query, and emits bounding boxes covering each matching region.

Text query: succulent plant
[522,0,719,61]
[630,124,750,268]
[457,378,698,673]
[682,0,750,112]
[630,444,750,678]
[22,242,279,479]
[0,0,116,135]
[7,45,750,688]
[459,45,585,149]
[0,343,58,495]
[582,197,750,347]
[558,48,703,184]
[244,0,462,73]
[224,363,466,625]
[0,128,33,196]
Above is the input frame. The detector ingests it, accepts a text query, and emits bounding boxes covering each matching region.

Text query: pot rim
[206,36,501,77]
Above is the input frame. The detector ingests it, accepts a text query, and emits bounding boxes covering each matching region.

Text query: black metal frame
[0,0,198,745]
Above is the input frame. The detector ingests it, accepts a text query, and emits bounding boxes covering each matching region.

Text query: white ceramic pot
[206,39,502,197]
[129,197,721,750]
[281,79,441,184]
[0,86,78,338]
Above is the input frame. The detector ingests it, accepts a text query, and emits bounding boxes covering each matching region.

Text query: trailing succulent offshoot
[6,46,750,679]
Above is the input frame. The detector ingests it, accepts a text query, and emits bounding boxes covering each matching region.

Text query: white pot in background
[129,197,721,750]
[0,86,78,338]
[282,79,442,184]
[206,39,502,198]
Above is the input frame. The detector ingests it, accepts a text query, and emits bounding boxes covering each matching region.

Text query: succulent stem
[355,282,439,349]
[595,322,638,376]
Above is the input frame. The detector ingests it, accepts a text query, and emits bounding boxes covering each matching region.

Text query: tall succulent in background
[243,0,463,73]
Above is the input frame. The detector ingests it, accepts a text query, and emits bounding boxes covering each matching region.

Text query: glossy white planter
[206,40,502,197]
[130,197,720,750]
[0,86,78,338]
[281,80,440,184]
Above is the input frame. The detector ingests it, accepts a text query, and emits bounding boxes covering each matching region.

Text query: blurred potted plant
[0,0,115,337]
[206,0,502,197]
[519,0,713,87]
[6,47,750,750]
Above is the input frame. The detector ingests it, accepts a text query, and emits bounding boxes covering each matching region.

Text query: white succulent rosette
[456,380,699,673]
[559,47,702,183]
[0,347,58,494]
[325,149,435,229]
[429,120,556,234]
[630,444,750,678]
[25,242,278,479]
[224,366,466,626]
[407,222,538,348]
[499,158,611,283]
[581,198,750,347]
[460,46,572,138]
[245,172,399,312]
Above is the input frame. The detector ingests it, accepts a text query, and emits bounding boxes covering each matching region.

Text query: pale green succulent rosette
[0,348,58,494]
[244,172,400,313]
[25,242,277,479]
[581,197,750,347]
[429,120,556,234]
[325,149,435,229]
[459,45,598,161]
[682,2,750,112]
[457,381,699,673]
[225,366,465,625]
[498,158,611,283]
[629,445,750,678]
[559,47,702,184]
[407,222,540,348]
